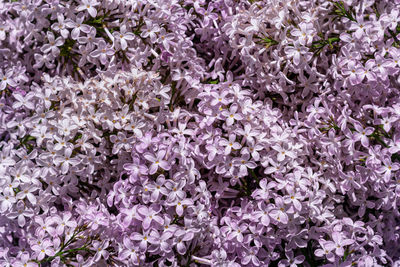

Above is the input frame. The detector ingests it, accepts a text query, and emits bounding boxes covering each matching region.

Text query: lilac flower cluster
[1,0,400,266]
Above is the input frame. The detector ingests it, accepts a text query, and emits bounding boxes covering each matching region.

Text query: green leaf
[60,39,76,58]
[207,79,219,84]
[256,35,279,49]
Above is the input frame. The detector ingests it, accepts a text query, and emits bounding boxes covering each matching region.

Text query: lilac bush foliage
[1,0,400,266]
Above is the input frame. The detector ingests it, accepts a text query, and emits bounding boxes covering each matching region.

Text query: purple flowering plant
[1,0,400,266]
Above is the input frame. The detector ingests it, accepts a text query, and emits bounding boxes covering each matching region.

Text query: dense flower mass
[1,0,400,266]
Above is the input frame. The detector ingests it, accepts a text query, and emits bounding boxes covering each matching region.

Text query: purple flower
[352,122,374,147]
[92,241,109,262]
[119,237,140,264]
[135,132,160,153]
[0,69,17,90]
[348,17,371,39]
[113,25,135,50]
[123,161,148,183]
[283,186,303,212]
[90,40,114,65]
[278,250,305,267]
[162,180,185,202]
[284,42,310,65]
[252,179,276,200]
[157,28,175,52]
[252,202,271,227]
[225,220,247,242]
[173,229,194,255]
[291,22,315,45]
[16,184,38,205]
[232,154,257,176]
[31,239,55,261]
[120,205,139,228]
[15,253,37,267]
[315,240,335,262]
[271,143,296,162]
[53,212,77,235]
[197,5,219,27]
[377,158,400,182]
[54,147,81,174]
[131,230,158,252]
[221,103,243,126]
[76,0,99,17]
[140,20,160,43]
[143,150,170,175]
[241,247,261,266]
[138,204,164,229]
[0,190,16,213]
[172,198,193,216]
[51,14,69,39]
[219,133,241,155]
[210,90,231,106]
[12,92,35,109]
[325,232,354,257]
[342,60,364,85]
[269,197,288,224]
[65,14,91,40]
[7,200,34,227]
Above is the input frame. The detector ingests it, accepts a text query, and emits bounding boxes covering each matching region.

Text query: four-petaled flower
[54,147,81,174]
[221,104,243,126]
[31,239,55,261]
[138,204,164,229]
[144,150,170,175]
[76,0,99,17]
[90,40,114,65]
[113,25,135,50]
